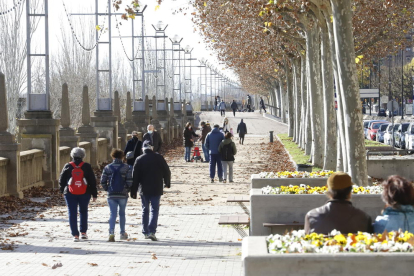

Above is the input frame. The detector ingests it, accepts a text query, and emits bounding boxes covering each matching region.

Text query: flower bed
[267,230,414,254]
[242,236,414,276]
[257,171,334,179]
[262,184,383,195]
[251,172,373,189]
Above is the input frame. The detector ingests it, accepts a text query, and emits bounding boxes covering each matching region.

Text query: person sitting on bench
[304,172,372,234]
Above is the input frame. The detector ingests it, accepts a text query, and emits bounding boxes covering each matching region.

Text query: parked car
[377,108,386,117]
[368,122,385,141]
[395,123,410,149]
[376,123,389,143]
[384,123,400,146]
[405,123,414,153]
[386,109,398,117]
[365,120,388,140]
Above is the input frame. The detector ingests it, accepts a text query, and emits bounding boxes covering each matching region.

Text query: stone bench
[218,215,249,238]
[242,236,414,276]
[251,174,373,189]
[250,188,384,236]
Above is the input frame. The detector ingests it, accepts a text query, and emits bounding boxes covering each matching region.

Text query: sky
[8,0,236,81]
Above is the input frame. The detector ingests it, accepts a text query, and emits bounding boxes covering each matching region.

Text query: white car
[405,123,414,153]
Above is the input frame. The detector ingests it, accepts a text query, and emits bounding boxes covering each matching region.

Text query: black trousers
[232,109,236,117]
[221,110,225,116]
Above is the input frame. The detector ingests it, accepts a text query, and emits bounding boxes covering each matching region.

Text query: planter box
[250,189,383,236]
[242,236,414,276]
[251,174,373,189]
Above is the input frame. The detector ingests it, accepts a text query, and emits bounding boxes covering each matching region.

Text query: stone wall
[97,138,108,164]
[20,149,44,191]
[0,157,8,197]
[79,142,92,164]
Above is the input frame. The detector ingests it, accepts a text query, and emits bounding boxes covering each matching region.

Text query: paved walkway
[0,111,287,276]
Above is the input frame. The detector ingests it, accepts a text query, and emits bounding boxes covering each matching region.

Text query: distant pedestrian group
[60,125,171,242]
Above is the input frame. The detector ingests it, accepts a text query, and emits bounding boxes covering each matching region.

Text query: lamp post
[170,34,183,101]
[183,45,193,102]
[152,21,168,100]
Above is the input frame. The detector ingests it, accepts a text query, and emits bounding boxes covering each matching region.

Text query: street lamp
[151,21,168,99]
[156,20,165,30]
[183,44,193,102]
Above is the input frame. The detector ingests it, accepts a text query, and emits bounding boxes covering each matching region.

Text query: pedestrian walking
[247,95,252,112]
[237,119,247,145]
[183,122,200,162]
[199,121,212,163]
[222,117,231,133]
[259,97,267,113]
[131,141,171,241]
[59,147,97,242]
[143,124,163,153]
[219,100,226,116]
[214,96,218,111]
[218,132,237,183]
[231,100,238,117]
[205,124,225,183]
[100,149,133,242]
[124,131,143,166]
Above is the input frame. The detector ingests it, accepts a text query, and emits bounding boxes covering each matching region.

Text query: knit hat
[327,172,354,190]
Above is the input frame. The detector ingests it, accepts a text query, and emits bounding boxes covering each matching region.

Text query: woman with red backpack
[59,147,97,242]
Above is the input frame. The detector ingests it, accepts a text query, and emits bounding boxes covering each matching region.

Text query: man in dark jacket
[199,121,212,163]
[237,119,247,145]
[304,172,373,234]
[131,141,171,241]
[143,125,163,153]
[205,124,225,183]
[124,131,142,166]
[231,100,238,117]
[259,97,266,113]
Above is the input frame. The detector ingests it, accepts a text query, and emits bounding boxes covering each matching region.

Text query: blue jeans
[202,144,210,162]
[209,154,223,179]
[141,194,161,235]
[64,193,91,236]
[108,198,128,234]
[185,147,191,161]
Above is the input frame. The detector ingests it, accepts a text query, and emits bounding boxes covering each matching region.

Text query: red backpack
[68,162,88,195]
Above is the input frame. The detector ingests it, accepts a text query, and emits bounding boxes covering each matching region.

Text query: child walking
[101,149,133,242]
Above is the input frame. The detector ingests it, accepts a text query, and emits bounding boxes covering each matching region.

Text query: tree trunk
[304,76,312,155]
[320,25,337,171]
[325,13,348,172]
[286,62,294,138]
[300,55,306,150]
[293,59,301,143]
[279,82,286,123]
[306,26,323,167]
[331,0,368,186]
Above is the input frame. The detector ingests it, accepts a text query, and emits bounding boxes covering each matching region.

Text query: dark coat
[231,102,238,110]
[59,158,97,197]
[260,98,265,107]
[143,131,162,152]
[200,125,212,144]
[304,200,373,234]
[237,121,247,136]
[131,149,171,198]
[183,127,199,147]
[124,137,142,166]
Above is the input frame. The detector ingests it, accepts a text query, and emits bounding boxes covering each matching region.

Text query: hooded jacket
[218,138,237,161]
[200,124,212,143]
[231,101,238,110]
[59,157,97,198]
[205,127,224,155]
[219,101,226,110]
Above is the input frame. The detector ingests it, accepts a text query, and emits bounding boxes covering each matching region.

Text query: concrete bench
[227,195,250,215]
[366,148,408,160]
[263,222,304,233]
[219,215,249,238]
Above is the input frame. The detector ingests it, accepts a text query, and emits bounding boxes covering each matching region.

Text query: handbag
[126,139,140,160]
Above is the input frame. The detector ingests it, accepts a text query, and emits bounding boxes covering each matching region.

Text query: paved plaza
[0,111,287,276]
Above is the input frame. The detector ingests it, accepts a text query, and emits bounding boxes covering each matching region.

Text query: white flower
[330,229,341,236]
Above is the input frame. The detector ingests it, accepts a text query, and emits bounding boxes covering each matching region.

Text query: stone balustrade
[59,146,71,173]
[79,141,91,163]
[0,157,8,197]
[20,149,44,191]
[97,138,108,164]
